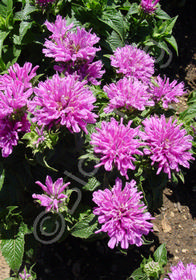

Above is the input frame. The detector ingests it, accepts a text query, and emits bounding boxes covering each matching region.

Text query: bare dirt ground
[0,1,196,279]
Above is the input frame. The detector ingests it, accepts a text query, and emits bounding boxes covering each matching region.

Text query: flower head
[43,16,100,63]
[150,75,186,109]
[0,115,30,157]
[91,118,143,179]
[0,62,38,91]
[110,45,155,83]
[140,0,160,14]
[54,59,105,86]
[93,177,153,249]
[141,115,194,178]
[29,73,97,133]
[164,261,196,280]
[32,176,70,212]
[103,77,154,113]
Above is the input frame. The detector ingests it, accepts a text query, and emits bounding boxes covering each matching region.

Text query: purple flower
[0,62,38,91]
[90,118,143,179]
[149,75,186,109]
[103,77,154,113]
[141,115,194,178]
[110,45,155,83]
[164,261,196,280]
[32,176,70,212]
[0,115,30,158]
[93,177,154,249]
[140,0,160,14]
[19,268,31,280]
[54,59,105,86]
[0,80,32,119]
[43,16,100,63]
[29,74,97,133]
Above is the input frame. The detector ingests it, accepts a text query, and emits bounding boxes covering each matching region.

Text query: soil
[0,0,196,279]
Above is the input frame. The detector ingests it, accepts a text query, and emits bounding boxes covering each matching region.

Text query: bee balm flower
[140,0,160,14]
[141,115,194,178]
[93,177,154,249]
[91,118,143,179]
[110,45,155,83]
[32,176,70,212]
[164,261,196,280]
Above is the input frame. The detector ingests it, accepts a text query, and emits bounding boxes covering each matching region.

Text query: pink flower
[32,176,70,212]
[149,75,186,109]
[110,45,155,83]
[54,59,105,86]
[0,80,32,119]
[19,268,31,280]
[103,77,154,113]
[141,115,194,178]
[140,0,160,14]
[0,115,30,157]
[43,16,100,63]
[0,62,38,91]
[164,261,196,280]
[93,177,154,249]
[90,118,143,179]
[29,74,97,133]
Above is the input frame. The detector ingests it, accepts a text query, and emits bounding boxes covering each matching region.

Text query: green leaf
[14,0,37,21]
[155,8,171,20]
[0,0,13,18]
[0,162,5,192]
[100,9,128,42]
[1,223,27,272]
[153,243,167,266]
[82,177,100,191]
[70,213,98,239]
[165,16,178,35]
[165,35,178,55]
[129,267,148,280]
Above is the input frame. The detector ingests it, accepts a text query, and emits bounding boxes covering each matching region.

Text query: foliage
[0,0,194,279]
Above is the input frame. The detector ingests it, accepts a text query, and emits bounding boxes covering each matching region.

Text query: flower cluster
[43,15,105,85]
[93,177,153,249]
[103,77,154,113]
[0,62,38,157]
[140,0,160,14]
[91,118,143,179]
[110,45,155,83]
[164,261,196,280]
[32,176,70,212]
[150,75,186,108]
[29,73,97,133]
[141,115,194,178]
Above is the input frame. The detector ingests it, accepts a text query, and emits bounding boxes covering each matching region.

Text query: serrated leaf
[165,16,178,35]
[165,35,178,55]
[155,8,171,20]
[70,213,98,239]
[130,267,148,280]
[153,243,167,266]
[83,177,100,191]
[1,223,27,272]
